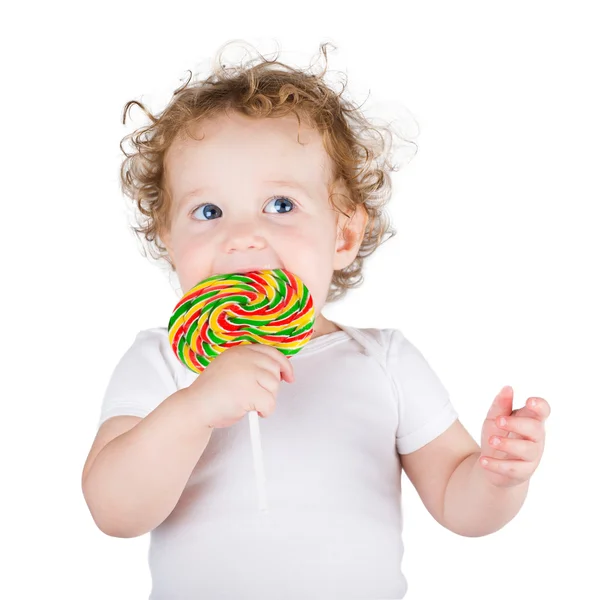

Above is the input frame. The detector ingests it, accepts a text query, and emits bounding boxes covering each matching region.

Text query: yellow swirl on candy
[168,269,315,374]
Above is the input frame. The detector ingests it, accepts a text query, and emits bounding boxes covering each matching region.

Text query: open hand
[478,385,550,487]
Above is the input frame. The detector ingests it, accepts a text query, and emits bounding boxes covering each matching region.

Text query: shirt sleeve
[386,329,459,454]
[97,328,179,429]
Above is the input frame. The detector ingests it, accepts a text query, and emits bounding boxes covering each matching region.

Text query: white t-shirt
[98,321,459,599]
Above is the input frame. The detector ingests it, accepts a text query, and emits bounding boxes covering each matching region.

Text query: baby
[82,42,550,599]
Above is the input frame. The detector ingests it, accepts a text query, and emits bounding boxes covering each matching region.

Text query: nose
[223,222,268,254]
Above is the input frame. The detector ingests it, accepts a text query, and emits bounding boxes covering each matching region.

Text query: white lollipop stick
[248,410,269,512]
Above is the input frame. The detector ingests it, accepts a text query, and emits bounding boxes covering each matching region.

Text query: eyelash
[189,195,297,219]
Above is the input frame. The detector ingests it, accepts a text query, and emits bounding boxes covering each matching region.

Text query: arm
[401,419,527,537]
[82,389,213,538]
[442,450,529,536]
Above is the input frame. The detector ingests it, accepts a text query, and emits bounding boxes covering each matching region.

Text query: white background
[3,1,598,598]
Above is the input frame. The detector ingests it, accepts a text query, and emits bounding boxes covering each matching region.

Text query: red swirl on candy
[168,268,315,374]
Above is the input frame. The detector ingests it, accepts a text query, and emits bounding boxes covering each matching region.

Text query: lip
[235,266,279,274]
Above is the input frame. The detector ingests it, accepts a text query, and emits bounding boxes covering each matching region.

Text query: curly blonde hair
[119,40,417,303]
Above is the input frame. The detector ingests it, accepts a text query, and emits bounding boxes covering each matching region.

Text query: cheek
[273,229,335,309]
[276,229,333,270]
[171,232,213,291]
[278,218,336,251]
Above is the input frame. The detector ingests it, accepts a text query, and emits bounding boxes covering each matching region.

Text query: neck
[312,314,340,339]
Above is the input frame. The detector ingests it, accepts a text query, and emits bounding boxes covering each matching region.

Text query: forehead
[164,112,332,198]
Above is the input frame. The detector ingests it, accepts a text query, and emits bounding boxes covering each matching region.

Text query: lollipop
[167,268,316,512]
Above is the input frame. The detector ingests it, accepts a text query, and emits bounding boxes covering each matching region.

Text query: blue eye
[264,196,295,214]
[191,196,295,221]
[192,204,223,220]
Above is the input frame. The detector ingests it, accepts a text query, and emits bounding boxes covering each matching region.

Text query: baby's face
[162,111,353,318]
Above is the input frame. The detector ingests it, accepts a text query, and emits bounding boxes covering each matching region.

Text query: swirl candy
[168,268,315,375]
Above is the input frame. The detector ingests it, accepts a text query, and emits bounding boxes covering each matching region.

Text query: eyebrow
[179,179,312,204]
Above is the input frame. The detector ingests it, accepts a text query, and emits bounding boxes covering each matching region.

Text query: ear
[333,203,368,271]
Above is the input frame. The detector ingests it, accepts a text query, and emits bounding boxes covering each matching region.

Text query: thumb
[485,385,514,421]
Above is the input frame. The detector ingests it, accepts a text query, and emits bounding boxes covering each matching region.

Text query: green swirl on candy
[168,268,316,374]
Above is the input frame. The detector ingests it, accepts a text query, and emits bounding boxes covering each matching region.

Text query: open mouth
[235,266,279,274]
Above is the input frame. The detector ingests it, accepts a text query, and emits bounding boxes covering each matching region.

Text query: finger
[485,386,514,420]
[282,355,295,383]
[255,352,290,385]
[249,344,295,383]
[254,369,279,417]
[496,415,544,442]
[479,456,533,481]
[512,405,539,420]
[525,396,551,421]
[488,436,538,461]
